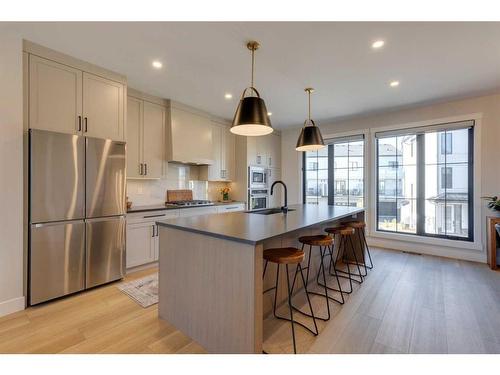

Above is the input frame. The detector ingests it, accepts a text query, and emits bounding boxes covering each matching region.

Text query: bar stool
[290,235,344,321]
[263,247,319,354]
[324,226,364,294]
[345,221,374,270]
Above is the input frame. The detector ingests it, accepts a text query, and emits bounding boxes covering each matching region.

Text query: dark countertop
[157,204,364,245]
[127,201,245,214]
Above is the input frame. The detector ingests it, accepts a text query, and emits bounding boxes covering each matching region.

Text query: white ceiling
[7,22,500,129]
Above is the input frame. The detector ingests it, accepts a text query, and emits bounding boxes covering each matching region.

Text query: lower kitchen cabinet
[126,210,179,269]
[126,221,156,268]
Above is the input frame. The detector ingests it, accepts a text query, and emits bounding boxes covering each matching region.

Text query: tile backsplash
[127,163,234,206]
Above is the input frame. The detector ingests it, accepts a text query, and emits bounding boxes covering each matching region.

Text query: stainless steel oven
[249,166,268,189]
[248,189,269,210]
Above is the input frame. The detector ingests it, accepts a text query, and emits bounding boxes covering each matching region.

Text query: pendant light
[296,88,325,151]
[230,41,273,136]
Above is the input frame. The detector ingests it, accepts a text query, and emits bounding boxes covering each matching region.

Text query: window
[303,146,328,205]
[441,133,452,154]
[376,123,473,241]
[303,135,364,208]
[441,167,452,189]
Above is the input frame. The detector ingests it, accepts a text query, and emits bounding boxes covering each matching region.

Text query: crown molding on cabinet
[23,39,127,85]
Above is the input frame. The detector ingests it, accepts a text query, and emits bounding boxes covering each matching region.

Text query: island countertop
[157,204,364,245]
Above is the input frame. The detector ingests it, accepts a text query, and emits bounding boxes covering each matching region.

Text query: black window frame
[302,135,365,208]
[376,124,474,242]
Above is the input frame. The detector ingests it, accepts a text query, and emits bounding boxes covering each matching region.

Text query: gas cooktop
[165,200,214,207]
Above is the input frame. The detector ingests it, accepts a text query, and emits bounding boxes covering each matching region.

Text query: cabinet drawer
[127,209,179,224]
[216,204,245,213]
[178,206,217,217]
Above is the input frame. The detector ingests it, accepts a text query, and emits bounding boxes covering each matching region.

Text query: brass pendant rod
[251,47,255,88]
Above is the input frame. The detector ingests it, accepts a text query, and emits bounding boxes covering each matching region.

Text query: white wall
[281,93,500,262]
[0,29,25,316]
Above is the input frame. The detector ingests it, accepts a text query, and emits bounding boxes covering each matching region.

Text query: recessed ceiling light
[152,61,163,69]
[372,40,385,49]
[224,93,233,100]
[267,112,272,116]
[390,80,400,87]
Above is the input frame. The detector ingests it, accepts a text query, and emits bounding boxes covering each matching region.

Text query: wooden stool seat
[346,221,366,229]
[324,226,355,236]
[298,234,333,247]
[264,247,305,264]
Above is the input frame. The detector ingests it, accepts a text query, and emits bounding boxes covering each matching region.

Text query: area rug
[118,273,158,308]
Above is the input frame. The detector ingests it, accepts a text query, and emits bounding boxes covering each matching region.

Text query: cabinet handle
[78,116,82,132]
[152,224,155,237]
[256,155,261,164]
[139,163,143,175]
[144,163,148,176]
[269,157,272,166]
[84,117,88,132]
[156,225,159,237]
[144,213,166,219]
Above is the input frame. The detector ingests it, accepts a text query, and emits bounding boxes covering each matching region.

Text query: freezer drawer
[86,216,125,288]
[30,130,85,223]
[86,137,126,218]
[30,221,85,305]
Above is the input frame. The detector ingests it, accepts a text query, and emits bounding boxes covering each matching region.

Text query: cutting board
[166,189,193,202]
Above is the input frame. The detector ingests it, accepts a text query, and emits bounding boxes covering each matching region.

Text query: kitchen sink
[248,208,295,215]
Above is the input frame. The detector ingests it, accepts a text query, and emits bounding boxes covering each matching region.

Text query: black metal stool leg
[334,234,364,284]
[314,246,345,304]
[348,235,364,282]
[292,245,333,321]
[285,264,297,354]
[355,229,368,277]
[297,263,319,334]
[330,236,355,292]
[361,228,374,269]
[270,264,319,336]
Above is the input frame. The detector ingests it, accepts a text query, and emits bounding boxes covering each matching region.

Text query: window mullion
[416,134,425,236]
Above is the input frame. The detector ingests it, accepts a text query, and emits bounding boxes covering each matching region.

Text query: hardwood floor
[0,248,498,354]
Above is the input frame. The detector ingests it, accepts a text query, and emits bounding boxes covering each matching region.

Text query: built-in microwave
[249,166,268,189]
[248,189,269,210]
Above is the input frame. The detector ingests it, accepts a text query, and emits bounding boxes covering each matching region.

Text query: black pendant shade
[230,41,273,137]
[296,121,325,151]
[296,88,325,152]
[231,94,273,136]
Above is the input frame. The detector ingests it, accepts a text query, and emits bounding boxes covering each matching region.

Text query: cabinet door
[126,222,155,268]
[83,72,124,141]
[127,96,143,178]
[269,134,281,168]
[143,101,165,179]
[223,127,236,181]
[246,136,259,165]
[208,123,222,180]
[29,55,82,134]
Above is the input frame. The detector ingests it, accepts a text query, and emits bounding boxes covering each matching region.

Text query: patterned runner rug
[118,273,158,308]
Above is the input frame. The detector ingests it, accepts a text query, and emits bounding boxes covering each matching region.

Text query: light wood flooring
[0,248,499,354]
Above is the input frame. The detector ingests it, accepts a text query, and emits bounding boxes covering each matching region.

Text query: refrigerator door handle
[33,219,84,228]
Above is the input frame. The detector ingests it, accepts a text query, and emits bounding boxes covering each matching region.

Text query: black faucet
[270,180,288,213]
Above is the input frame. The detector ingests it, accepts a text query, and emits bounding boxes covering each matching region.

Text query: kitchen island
[156,204,365,353]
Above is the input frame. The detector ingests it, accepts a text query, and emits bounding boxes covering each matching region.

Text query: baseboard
[367,235,487,263]
[0,296,25,318]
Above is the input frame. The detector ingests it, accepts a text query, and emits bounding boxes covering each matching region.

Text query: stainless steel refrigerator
[29,129,126,305]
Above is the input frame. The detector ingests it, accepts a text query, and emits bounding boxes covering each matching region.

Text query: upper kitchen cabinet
[29,55,82,134]
[127,90,167,179]
[166,103,213,165]
[200,120,235,181]
[24,41,127,141]
[82,72,124,141]
[142,101,166,179]
[246,132,281,168]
